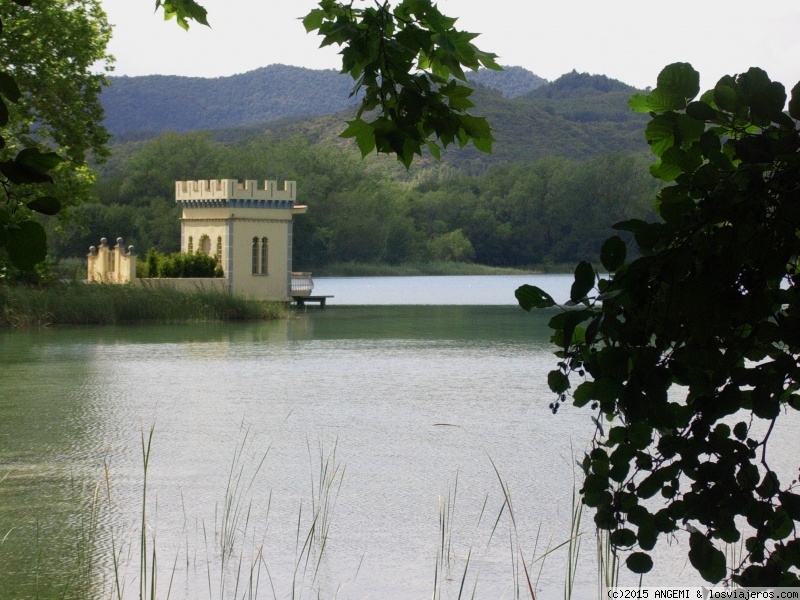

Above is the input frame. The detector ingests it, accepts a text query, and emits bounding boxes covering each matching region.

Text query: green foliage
[304,0,500,168]
[139,247,221,278]
[0,0,111,271]
[520,63,800,585]
[155,0,208,30]
[100,67,648,168]
[0,282,282,327]
[428,229,475,262]
[62,132,659,271]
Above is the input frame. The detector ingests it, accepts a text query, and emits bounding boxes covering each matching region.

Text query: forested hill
[100,64,549,136]
[437,73,649,167]
[239,71,649,168]
[101,65,359,134]
[466,66,547,98]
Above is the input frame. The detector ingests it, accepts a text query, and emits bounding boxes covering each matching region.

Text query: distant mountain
[102,66,650,170]
[524,70,636,100]
[101,64,362,135]
[245,73,650,170]
[100,64,550,136]
[466,66,547,98]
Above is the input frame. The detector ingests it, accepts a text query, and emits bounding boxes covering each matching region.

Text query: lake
[0,275,797,599]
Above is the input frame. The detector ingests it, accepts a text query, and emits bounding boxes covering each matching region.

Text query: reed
[0,282,285,327]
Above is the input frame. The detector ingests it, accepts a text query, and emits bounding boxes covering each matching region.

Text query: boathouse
[177,178,307,301]
[89,178,315,302]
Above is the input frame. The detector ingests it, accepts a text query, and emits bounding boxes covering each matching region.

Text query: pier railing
[291,272,314,296]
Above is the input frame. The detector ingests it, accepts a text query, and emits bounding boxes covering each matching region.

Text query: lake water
[1,275,797,599]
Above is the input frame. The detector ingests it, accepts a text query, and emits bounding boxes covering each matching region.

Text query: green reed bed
[0,283,285,327]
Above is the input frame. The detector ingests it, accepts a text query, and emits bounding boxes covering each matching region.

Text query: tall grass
[431,453,623,600]
[0,283,285,327]
[5,428,628,599]
[93,426,347,600]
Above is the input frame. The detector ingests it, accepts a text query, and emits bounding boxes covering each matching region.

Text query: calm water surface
[1,276,797,599]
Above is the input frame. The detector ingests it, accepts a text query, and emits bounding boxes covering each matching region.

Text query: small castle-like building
[88,178,312,302]
[177,178,307,300]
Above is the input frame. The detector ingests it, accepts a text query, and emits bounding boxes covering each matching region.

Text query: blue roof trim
[176,199,296,209]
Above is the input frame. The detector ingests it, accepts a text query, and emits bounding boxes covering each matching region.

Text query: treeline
[51,133,661,270]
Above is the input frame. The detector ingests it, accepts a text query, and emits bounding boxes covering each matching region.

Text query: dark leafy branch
[518,63,800,585]
[303,0,500,168]
[0,0,64,271]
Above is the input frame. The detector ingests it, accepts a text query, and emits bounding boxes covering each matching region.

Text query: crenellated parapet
[175,179,296,207]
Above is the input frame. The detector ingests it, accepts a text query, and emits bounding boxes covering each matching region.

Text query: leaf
[789,81,800,120]
[713,82,738,113]
[611,528,637,548]
[26,196,61,216]
[515,284,555,311]
[302,9,325,33]
[584,313,604,344]
[4,220,48,271]
[645,114,677,157]
[570,261,595,302]
[0,159,53,185]
[688,532,726,583]
[600,236,626,272]
[626,552,653,574]
[613,219,648,234]
[628,93,652,114]
[572,381,594,408]
[779,492,800,520]
[655,62,700,108]
[0,71,21,103]
[16,148,63,172]
[547,369,570,394]
[685,101,716,121]
[340,118,376,157]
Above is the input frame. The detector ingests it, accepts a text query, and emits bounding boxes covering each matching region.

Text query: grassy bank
[0,283,285,327]
[315,261,574,277]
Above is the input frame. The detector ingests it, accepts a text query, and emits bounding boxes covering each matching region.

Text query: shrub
[138,248,222,278]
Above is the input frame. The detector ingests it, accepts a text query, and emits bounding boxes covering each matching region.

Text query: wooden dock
[293,295,333,308]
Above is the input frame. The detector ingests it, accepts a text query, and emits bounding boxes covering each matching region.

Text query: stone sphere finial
[116,237,124,246]
[128,245,136,255]
[100,237,108,246]
[89,245,96,255]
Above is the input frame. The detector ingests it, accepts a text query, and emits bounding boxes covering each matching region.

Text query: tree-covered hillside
[100,64,648,170]
[466,66,547,98]
[51,133,660,271]
[100,65,551,136]
[202,73,650,172]
[101,64,362,134]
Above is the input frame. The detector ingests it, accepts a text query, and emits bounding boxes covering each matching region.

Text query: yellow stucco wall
[87,180,307,302]
[87,238,137,283]
[176,180,306,301]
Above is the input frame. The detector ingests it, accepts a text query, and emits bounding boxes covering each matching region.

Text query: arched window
[252,237,259,274]
[216,236,223,266]
[199,234,211,255]
[188,236,194,253]
[260,237,268,275]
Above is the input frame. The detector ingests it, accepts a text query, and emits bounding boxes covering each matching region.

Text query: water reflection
[1,294,797,598]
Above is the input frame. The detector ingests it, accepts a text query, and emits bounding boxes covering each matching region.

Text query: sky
[102,0,800,92]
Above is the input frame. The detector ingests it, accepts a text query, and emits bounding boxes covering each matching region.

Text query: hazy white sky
[102,0,800,92]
